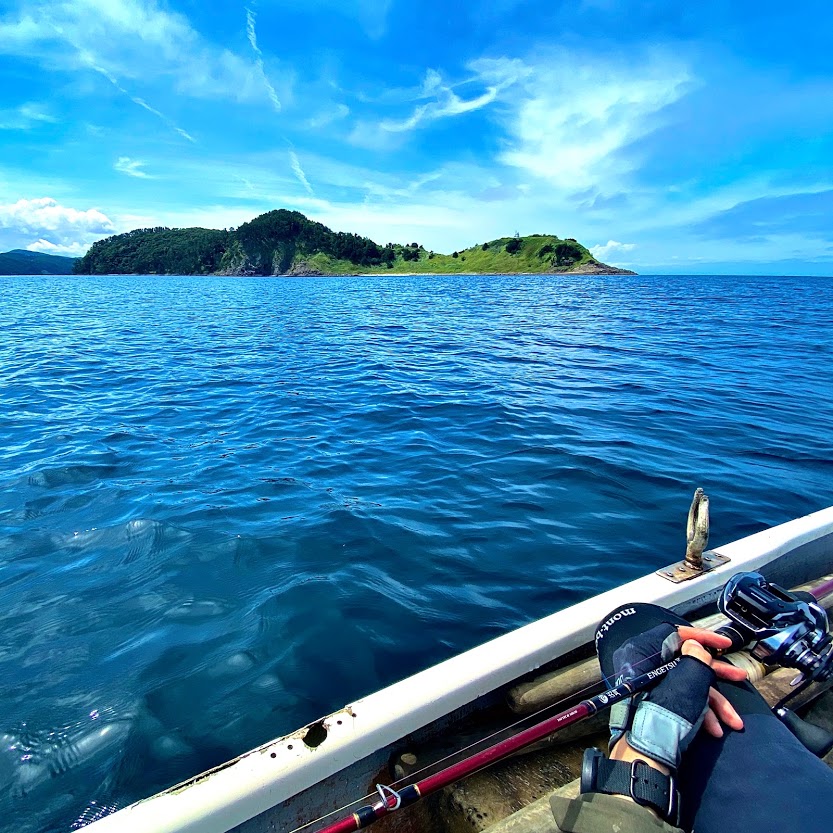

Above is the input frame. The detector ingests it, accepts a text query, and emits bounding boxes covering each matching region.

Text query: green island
[73,209,636,276]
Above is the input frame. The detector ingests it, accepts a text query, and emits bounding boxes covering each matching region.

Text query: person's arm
[550,627,747,833]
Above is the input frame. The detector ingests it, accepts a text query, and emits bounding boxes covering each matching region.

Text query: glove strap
[580,748,680,826]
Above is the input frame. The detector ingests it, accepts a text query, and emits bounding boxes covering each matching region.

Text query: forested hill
[73,209,636,276]
[0,249,77,275]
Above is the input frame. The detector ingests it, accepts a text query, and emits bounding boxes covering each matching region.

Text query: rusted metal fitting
[657,488,729,583]
[685,487,709,571]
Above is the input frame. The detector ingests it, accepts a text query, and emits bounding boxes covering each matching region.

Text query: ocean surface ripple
[1,272,832,830]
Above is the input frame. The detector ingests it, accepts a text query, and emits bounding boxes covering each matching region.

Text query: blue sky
[0,0,831,274]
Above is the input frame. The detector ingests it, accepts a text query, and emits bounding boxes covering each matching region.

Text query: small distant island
[71,209,636,276]
[0,249,77,276]
[0,210,636,277]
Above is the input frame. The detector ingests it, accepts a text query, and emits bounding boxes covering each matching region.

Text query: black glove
[609,623,716,771]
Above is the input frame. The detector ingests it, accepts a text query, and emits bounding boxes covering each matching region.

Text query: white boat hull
[85,506,833,833]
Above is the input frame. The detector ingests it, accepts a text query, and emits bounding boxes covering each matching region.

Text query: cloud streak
[381,62,528,133]
[289,151,314,195]
[70,44,196,141]
[246,7,281,113]
[129,96,195,143]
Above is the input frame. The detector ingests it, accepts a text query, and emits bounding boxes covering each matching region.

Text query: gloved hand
[609,624,748,771]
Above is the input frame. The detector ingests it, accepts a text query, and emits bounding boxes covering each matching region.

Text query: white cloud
[0,197,113,234]
[0,197,115,253]
[246,7,281,113]
[114,157,152,179]
[26,238,89,256]
[289,151,314,195]
[591,240,636,260]
[497,53,691,190]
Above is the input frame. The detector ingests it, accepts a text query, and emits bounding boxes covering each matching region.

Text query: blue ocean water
[1,272,832,830]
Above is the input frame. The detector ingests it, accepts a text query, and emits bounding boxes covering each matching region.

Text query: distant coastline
[0,248,77,276]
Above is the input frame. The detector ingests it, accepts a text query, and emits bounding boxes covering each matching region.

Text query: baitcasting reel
[718,571,833,683]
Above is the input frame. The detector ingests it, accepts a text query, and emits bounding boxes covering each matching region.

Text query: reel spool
[719,571,833,684]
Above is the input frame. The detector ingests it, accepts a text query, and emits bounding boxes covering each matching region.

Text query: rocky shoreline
[219,260,636,278]
[567,262,636,275]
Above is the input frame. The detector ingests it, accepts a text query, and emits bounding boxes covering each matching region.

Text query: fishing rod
[316,657,679,833]
[311,572,833,833]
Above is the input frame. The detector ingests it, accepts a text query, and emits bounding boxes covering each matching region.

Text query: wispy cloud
[289,150,314,195]
[305,103,350,130]
[497,52,692,190]
[692,189,833,241]
[129,96,195,142]
[0,103,57,130]
[114,157,152,179]
[68,43,196,141]
[380,61,528,133]
[0,0,272,105]
[246,7,281,113]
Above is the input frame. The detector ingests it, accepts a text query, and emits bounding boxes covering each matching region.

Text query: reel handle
[776,708,833,758]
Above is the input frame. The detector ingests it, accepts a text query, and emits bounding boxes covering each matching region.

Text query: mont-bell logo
[594,607,637,649]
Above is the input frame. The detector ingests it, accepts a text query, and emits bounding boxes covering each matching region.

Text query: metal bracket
[657,550,731,583]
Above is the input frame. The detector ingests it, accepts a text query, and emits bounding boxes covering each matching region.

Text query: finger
[702,708,724,738]
[708,687,744,731]
[681,639,713,666]
[678,626,733,649]
[712,660,748,682]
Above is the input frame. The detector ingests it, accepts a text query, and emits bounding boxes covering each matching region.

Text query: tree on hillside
[553,241,584,267]
[505,238,521,254]
[452,251,459,258]
[481,242,489,250]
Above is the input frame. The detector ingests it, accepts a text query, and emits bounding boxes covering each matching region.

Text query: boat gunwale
[84,505,833,833]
